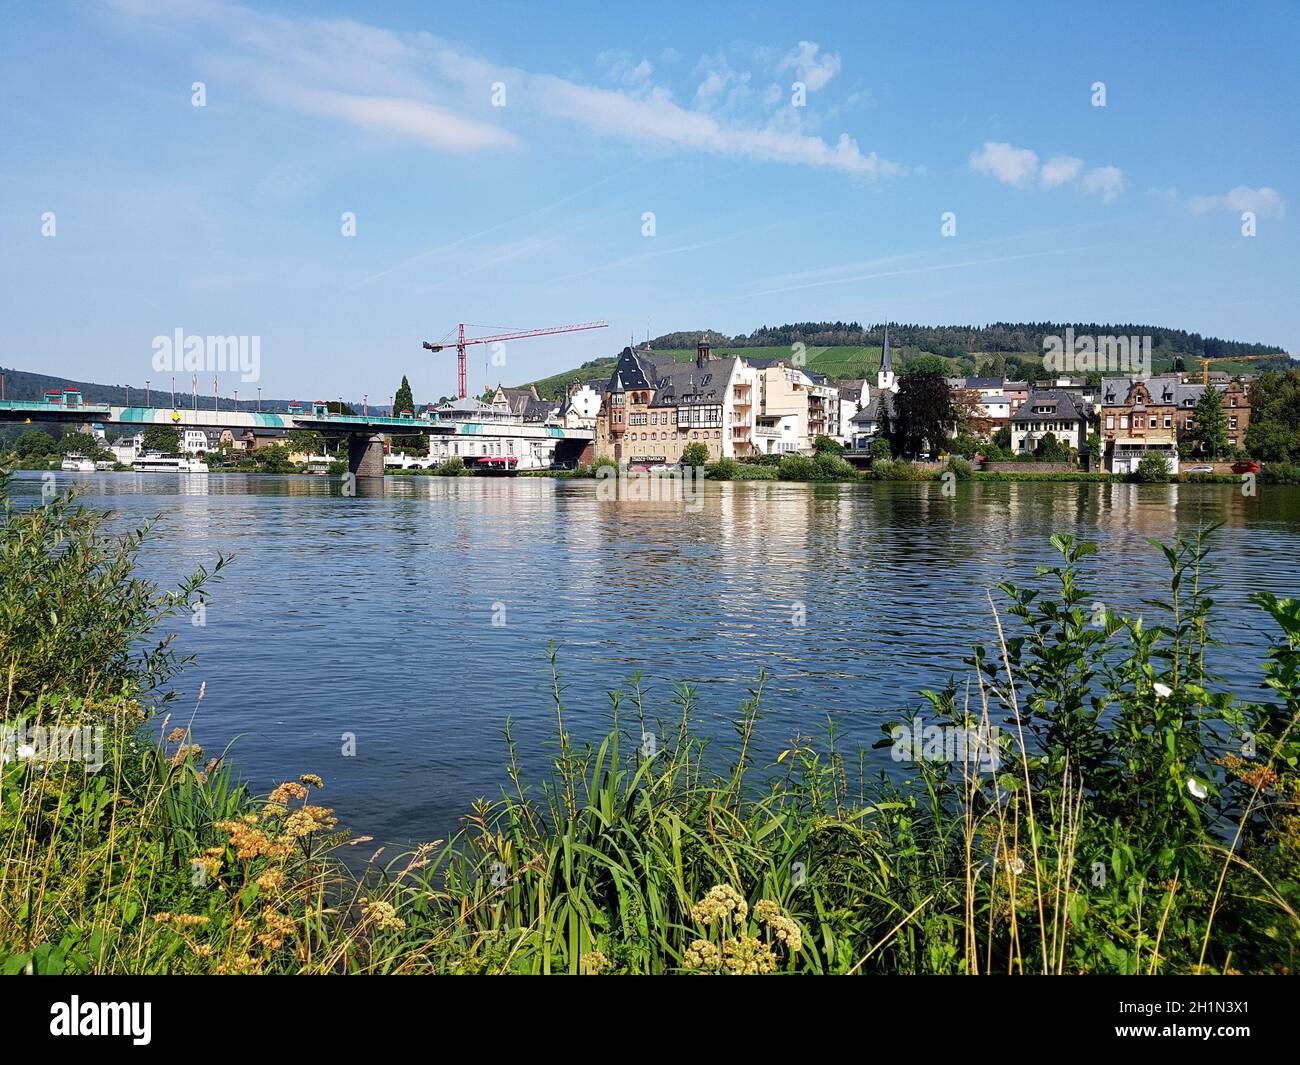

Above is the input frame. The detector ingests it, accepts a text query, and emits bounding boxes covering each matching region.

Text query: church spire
[876,321,896,392]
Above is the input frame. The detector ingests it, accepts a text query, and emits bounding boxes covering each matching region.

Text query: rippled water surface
[14,471,1300,844]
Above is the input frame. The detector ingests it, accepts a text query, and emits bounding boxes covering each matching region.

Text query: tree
[286,429,325,455]
[890,370,955,458]
[58,432,108,460]
[392,376,423,449]
[1034,431,1072,463]
[15,429,57,458]
[813,435,843,455]
[142,425,180,454]
[868,437,892,461]
[1245,369,1300,462]
[902,353,949,376]
[1188,386,1229,457]
[1136,452,1171,483]
[394,376,415,415]
[681,442,710,468]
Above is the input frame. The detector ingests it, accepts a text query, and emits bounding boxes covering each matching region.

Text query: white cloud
[778,41,841,92]
[110,1,899,177]
[971,141,1124,202]
[532,75,899,175]
[281,86,518,151]
[1080,165,1124,203]
[1040,155,1083,188]
[1189,185,1285,217]
[970,141,1039,187]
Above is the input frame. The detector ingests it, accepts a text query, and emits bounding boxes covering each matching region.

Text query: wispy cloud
[110,1,901,177]
[735,245,1109,298]
[1187,185,1286,217]
[970,141,1124,202]
[778,41,841,92]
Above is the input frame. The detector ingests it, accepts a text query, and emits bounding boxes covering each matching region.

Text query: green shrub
[1260,462,1300,485]
[947,457,974,481]
[433,457,467,476]
[1135,452,1172,483]
[868,438,892,462]
[776,454,823,481]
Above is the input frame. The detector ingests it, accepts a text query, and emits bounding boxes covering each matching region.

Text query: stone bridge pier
[346,433,386,478]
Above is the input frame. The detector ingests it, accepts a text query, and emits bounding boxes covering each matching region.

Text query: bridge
[0,393,593,477]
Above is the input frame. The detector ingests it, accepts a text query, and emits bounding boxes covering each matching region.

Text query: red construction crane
[423,321,608,399]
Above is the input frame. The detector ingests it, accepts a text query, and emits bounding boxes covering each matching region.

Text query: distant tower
[877,322,897,393]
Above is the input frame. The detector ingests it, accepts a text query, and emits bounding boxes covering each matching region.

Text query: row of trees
[1245,369,1300,462]
[651,322,1286,360]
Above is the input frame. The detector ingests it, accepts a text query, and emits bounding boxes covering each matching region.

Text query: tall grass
[2,469,1297,974]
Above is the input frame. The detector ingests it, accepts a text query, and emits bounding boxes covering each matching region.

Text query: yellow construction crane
[1198,353,1283,384]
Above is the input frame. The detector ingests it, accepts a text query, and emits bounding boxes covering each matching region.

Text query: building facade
[1099,375,1250,468]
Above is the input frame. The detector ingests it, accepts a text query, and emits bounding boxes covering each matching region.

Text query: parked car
[1186,465,1215,474]
[1231,460,1260,475]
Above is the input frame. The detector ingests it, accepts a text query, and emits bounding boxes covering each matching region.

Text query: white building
[557,380,604,430]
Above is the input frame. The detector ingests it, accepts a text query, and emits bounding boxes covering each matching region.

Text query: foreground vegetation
[2,470,1297,974]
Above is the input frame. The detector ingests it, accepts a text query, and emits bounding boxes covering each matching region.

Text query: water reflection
[9,472,1298,845]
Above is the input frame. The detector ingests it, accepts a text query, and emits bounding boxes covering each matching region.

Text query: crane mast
[423,321,609,399]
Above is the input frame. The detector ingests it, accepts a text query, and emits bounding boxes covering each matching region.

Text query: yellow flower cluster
[690,884,748,926]
[580,950,611,974]
[153,912,211,927]
[255,868,286,892]
[753,899,802,953]
[683,939,721,970]
[361,897,405,932]
[269,780,309,803]
[722,934,777,975]
[215,818,291,860]
[258,909,297,950]
[283,804,338,839]
[299,773,324,788]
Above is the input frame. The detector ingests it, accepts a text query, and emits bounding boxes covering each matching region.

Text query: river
[13,471,1300,846]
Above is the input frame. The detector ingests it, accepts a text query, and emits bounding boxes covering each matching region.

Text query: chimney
[696,337,711,368]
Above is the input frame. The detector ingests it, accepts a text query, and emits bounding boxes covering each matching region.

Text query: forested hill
[649,322,1287,360]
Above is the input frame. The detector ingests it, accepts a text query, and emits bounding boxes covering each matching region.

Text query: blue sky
[1,0,1296,402]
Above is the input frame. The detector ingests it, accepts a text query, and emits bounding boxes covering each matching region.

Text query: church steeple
[876,322,897,392]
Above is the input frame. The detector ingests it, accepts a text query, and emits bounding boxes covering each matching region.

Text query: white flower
[1187,777,1208,800]
[16,744,35,761]
[1153,682,1173,699]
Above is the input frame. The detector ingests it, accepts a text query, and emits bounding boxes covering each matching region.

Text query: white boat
[60,455,96,473]
[132,452,209,474]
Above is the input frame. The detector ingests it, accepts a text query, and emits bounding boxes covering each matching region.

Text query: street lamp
[145,379,150,406]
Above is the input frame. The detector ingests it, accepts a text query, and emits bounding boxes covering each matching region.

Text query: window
[1106,416,1114,430]
[1120,416,1129,429]
[1231,396,1238,407]
[1164,415,1172,428]
[1149,416,1157,428]
[1230,416,1239,430]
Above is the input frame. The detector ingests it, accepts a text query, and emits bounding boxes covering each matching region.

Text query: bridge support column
[347,433,386,478]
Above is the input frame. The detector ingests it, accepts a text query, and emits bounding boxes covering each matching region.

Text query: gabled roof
[1011,389,1087,423]
[650,357,739,407]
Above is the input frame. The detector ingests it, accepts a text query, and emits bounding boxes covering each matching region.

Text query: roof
[880,324,892,372]
[649,357,739,407]
[851,392,894,425]
[1099,375,1228,407]
[1011,389,1087,424]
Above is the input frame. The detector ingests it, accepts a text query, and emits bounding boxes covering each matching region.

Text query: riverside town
[2,0,1298,1032]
